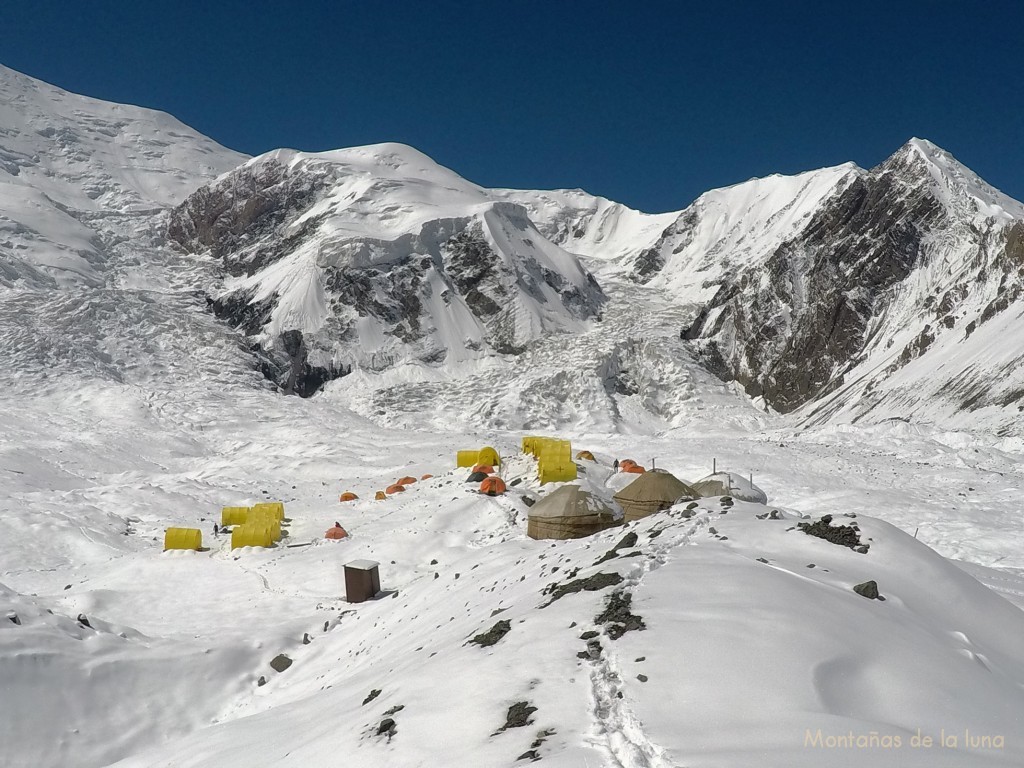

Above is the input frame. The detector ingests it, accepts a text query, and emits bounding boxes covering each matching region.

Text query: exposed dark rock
[544,572,624,603]
[7,613,20,625]
[470,620,512,648]
[362,689,382,705]
[76,614,91,628]
[579,630,599,640]
[637,674,649,683]
[499,701,538,732]
[853,580,881,599]
[377,717,396,736]
[595,591,646,639]
[257,676,267,687]
[797,514,868,551]
[269,654,293,673]
[383,704,405,716]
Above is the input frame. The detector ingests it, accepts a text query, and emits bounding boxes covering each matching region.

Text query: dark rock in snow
[544,572,624,603]
[853,580,881,600]
[499,701,538,732]
[470,619,512,647]
[363,689,382,705]
[269,654,293,673]
[797,514,868,551]
[595,591,646,639]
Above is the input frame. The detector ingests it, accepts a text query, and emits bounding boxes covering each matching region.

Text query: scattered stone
[806,564,816,568]
[434,573,439,579]
[756,557,769,563]
[510,478,522,487]
[614,532,639,550]
[569,621,577,628]
[383,704,405,716]
[523,497,536,507]
[685,501,699,510]
[77,614,91,628]
[363,689,382,705]
[302,633,311,645]
[579,630,599,640]
[648,528,663,539]
[853,580,881,600]
[270,654,293,673]
[517,749,540,761]
[720,536,729,540]
[430,558,438,565]
[855,545,869,554]
[797,514,868,551]
[769,510,783,520]
[377,718,396,736]
[470,619,512,647]
[679,508,696,519]
[595,591,646,639]
[323,621,330,632]
[7,613,20,626]
[543,572,624,603]
[257,676,267,687]
[64,584,71,590]
[499,701,538,731]
[490,607,508,617]
[720,496,733,504]
[577,639,602,660]
[637,674,648,683]
[635,656,646,662]
[709,527,718,535]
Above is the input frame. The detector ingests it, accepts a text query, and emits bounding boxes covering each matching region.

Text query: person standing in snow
[213,523,220,537]
[613,459,620,471]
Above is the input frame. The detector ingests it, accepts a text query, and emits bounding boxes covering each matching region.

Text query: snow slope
[0,63,245,287]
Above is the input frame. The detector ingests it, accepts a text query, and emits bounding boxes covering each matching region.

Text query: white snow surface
[3,65,1024,768]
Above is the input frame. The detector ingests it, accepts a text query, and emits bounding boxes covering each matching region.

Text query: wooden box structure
[344,559,381,603]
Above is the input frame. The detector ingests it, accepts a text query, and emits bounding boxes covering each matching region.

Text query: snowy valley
[2,63,1024,768]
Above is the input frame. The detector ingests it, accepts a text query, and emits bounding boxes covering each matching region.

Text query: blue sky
[6,1,1022,212]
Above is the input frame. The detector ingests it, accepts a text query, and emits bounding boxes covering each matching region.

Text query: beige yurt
[613,469,698,522]
[691,472,767,504]
[527,485,623,540]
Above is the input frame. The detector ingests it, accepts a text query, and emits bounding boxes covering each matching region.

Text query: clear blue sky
[6,1,1022,212]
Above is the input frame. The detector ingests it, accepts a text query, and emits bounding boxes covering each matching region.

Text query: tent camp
[613,469,698,522]
[691,472,768,504]
[527,485,623,540]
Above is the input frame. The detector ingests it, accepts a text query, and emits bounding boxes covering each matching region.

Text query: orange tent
[619,459,637,472]
[472,464,494,475]
[421,474,434,480]
[325,525,348,540]
[398,476,417,485]
[385,484,406,494]
[624,465,646,474]
[480,476,507,496]
[374,491,387,501]
[339,492,358,502]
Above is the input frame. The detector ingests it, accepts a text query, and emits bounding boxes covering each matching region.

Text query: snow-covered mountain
[0,64,244,287]
[5,64,1024,768]
[167,145,607,394]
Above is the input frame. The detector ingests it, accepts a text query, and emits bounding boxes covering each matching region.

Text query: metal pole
[713,457,716,474]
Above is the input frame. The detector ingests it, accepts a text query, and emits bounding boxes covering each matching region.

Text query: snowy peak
[0,63,245,287]
[878,137,1024,221]
[168,145,607,394]
[679,137,1024,431]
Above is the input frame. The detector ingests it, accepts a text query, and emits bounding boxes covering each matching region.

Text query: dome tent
[527,485,622,540]
[480,476,507,496]
[691,472,767,504]
[612,470,698,522]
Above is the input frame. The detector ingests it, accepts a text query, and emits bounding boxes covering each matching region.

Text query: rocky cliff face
[678,139,1024,425]
[167,146,606,395]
